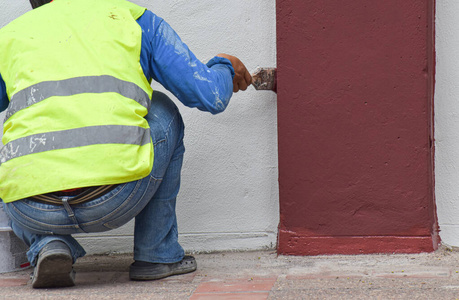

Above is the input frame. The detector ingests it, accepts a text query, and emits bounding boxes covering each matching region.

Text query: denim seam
[134,254,185,264]
[19,200,65,212]
[80,179,143,226]
[152,106,178,146]
[164,108,179,141]
[153,138,166,147]
[149,108,180,181]
[103,176,159,229]
[8,203,76,232]
[12,218,54,236]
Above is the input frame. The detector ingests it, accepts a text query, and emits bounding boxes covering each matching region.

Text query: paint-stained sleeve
[138,11,235,114]
[0,73,8,113]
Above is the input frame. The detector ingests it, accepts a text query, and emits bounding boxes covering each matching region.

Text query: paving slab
[0,248,459,299]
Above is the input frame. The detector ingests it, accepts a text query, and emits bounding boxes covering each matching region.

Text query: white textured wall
[0,0,278,254]
[435,1,459,247]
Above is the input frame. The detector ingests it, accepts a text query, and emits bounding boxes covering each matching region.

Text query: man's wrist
[207,56,235,79]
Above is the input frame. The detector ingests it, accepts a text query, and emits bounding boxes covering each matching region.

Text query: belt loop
[61,196,81,229]
[61,196,75,218]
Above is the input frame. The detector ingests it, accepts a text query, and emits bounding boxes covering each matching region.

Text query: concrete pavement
[1,247,459,299]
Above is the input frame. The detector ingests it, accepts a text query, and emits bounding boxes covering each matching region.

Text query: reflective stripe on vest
[5,75,151,120]
[0,125,150,164]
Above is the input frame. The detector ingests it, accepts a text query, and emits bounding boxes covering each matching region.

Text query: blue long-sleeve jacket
[0,10,235,115]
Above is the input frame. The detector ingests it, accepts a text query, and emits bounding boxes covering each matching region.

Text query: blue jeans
[2,91,185,266]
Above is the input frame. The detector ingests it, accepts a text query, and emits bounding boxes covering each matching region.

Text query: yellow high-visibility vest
[0,0,154,202]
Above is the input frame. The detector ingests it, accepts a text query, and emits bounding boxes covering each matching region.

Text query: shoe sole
[32,252,75,288]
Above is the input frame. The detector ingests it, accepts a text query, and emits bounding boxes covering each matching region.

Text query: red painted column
[276,0,438,255]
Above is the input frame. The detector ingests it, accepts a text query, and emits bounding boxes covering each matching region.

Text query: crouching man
[0,0,251,288]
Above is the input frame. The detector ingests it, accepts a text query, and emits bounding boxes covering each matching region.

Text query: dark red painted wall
[277,0,438,255]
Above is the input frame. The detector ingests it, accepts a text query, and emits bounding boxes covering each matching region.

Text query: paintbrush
[251,67,277,93]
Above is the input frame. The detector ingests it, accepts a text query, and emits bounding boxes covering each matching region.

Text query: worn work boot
[31,241,75,288]
[129,255,197,281]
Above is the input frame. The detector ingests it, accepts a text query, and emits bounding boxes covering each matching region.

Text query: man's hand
[217,54,252,93]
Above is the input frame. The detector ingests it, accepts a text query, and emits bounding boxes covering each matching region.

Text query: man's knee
[152,91,179,113]
[150,91,184,129]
